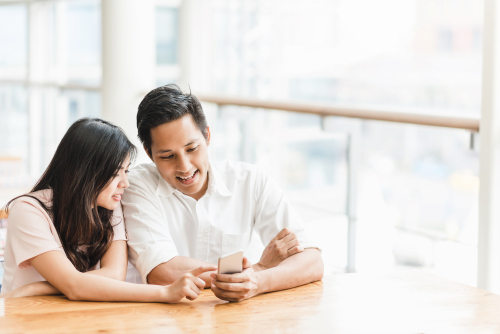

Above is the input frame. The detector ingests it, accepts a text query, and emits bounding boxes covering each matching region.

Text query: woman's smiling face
[148,114,210,201]
[96,156,131,210]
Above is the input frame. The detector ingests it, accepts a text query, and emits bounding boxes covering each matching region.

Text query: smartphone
[218,250,243,274]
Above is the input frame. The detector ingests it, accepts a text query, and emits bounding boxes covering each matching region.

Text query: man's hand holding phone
[211,256,260,302]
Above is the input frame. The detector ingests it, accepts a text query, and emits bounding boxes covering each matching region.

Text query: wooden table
[1,269,500,333]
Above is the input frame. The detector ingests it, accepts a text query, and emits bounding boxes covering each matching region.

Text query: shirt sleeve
[253,169,321,251]
[110,204,127,242]
[121,172,179,284]
[7,199,61,269]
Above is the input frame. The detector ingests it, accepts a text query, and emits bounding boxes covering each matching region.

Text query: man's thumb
[242,256,252,269]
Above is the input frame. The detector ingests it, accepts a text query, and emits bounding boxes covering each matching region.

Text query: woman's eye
[125,170,130,173]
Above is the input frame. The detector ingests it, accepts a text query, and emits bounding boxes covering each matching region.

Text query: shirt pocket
[221,229,251,257]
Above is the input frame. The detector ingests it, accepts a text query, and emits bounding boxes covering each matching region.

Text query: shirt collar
[207,162,232,197]
[155,169,176,197]
[154,162,232,198]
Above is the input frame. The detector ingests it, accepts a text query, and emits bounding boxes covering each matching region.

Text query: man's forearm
[148,256,217,288]
[256,248,323,294]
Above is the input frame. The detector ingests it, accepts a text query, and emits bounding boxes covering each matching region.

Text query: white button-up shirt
[122,160,318,284]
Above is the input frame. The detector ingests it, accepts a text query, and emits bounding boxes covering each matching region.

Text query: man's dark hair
[137,84,208,156]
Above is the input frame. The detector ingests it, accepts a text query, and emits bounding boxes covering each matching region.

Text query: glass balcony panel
[0,4,27,80]
[66,0,101,85]
[156,6,178,65]
[205,104,349,271]
[0,84,29,190]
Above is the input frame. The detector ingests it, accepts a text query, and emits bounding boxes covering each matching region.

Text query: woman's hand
[161,266,217,303]
[0,281,60,299]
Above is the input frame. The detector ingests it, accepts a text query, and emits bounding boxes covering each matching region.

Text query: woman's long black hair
[5,118,136,272]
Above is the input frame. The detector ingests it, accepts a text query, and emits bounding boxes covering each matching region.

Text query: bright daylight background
[0,0,482,286]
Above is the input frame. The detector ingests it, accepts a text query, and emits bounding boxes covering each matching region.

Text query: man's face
[148,114,210,200]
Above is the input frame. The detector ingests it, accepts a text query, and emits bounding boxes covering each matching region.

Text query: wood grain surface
[1,269,499,333]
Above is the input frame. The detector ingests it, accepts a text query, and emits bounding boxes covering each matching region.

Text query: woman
[1,118,215,302]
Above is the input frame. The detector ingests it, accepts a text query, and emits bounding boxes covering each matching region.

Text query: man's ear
[144,144,154,162]
[205,126,211,146]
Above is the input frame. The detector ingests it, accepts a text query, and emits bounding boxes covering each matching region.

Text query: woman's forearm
[2,273,165,302]
[0,281,60,298]
[3,266,129,299]
[85,266,126,281]
[27,250,211,303]
[67,273,165,302]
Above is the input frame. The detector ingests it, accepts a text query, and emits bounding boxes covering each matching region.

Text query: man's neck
[185,172,209,201]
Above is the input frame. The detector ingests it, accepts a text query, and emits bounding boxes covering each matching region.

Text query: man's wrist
[254,270,269,295]
[253,262,266,272]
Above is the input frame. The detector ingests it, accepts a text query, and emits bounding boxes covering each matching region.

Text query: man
[122,84,323,302]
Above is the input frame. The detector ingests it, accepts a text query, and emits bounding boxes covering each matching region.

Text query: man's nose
[177,153,192,172]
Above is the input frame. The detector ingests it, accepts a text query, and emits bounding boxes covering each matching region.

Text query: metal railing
[197,94,480,132]
[0,81,481,131]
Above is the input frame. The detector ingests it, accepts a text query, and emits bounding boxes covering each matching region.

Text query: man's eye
[187,146,199,152]
[161,155,173,160]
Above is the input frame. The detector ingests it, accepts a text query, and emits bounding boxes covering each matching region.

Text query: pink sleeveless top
[1,189,127,292]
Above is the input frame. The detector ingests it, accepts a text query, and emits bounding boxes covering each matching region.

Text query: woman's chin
[97,201,120,211]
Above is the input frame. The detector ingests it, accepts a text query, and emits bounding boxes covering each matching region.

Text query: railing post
[478,0,500,292]
[345,131,360,273]
[470,131,479,151]
[322,116,361,273]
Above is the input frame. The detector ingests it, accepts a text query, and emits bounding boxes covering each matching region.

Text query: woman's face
[96,157,131,210]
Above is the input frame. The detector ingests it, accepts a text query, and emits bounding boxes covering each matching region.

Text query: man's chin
[178,180,209,200]
[176,181,201,194]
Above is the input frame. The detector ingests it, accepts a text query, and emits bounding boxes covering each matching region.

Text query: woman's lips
[112,194,122,201]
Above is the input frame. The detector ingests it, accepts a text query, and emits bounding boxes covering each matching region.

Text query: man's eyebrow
[184,139,200,147]
[156,139,200,154]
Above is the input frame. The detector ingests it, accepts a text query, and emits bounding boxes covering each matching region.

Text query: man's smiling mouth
[177,170,198,182]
